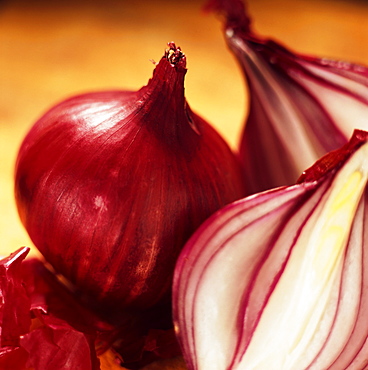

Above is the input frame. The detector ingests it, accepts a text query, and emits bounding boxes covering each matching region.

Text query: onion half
[206,0,368,194]
[173,129,368,370]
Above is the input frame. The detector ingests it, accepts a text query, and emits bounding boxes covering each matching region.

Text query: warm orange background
[0,0,367,368]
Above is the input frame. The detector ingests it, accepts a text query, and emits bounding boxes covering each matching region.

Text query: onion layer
[173,129,368,370]
[14,43,245,313]
[206,0,368,194]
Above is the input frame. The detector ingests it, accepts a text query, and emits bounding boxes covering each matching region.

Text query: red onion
[14,42,245,313]
[173,129,368,370]
[206,0,368,195]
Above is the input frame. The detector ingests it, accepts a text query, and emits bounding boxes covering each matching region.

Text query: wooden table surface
[0,0,367,368]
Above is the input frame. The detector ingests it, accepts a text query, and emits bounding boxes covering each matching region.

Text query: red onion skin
[14,46,245,313]
[0,250,103,370]
[0,247,31,348]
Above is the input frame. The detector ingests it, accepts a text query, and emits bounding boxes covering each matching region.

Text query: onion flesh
[173,129,368,370]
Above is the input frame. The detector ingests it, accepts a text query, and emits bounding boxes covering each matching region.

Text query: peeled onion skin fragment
[0,249,102,370]
[14,43,245,316]
[206,0,368,195]
[173,129,368,370]
[0,247,31,348]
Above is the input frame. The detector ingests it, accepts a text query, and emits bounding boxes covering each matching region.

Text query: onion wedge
[173,129,368,370]
[206,0,368,194]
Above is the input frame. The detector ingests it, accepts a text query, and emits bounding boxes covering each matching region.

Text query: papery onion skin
[14,43,245,312]
[0,249,102,370]
[173,129,368,370]
[0,247,31,348]
[206,0,368,195]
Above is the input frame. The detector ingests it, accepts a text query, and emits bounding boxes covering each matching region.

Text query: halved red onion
[206,0,368,194]
[173,129,368,369]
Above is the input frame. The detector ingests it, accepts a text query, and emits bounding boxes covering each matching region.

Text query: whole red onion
[14,43,245,312]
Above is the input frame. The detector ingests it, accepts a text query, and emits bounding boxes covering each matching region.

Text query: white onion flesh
[173,132,368,370]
